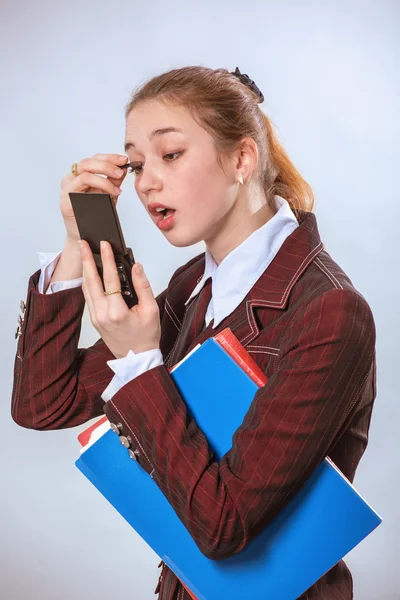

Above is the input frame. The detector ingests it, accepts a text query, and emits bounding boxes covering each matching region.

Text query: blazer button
[128,449,140,461]
[119,435,132,448]
[110,422,123,434]
[15,325,22,339]
[20,300,26,313]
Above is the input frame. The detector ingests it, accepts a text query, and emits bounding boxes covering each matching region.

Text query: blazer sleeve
[102,287,376,560]
[11,268,168,430]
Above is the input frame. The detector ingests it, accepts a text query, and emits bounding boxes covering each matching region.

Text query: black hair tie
[230,67,264,103]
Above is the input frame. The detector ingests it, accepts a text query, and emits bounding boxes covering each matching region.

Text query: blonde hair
[124,65,314,216]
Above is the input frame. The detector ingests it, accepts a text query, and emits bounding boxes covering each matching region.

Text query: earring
[238,174,244,185]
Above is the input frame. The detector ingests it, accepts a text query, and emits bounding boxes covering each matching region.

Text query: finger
[101,242,127,318]
[131,263,158,313]
[62,155,129,193]
[91,154,129,188]
[101,241,125,296]
[79,240,106,302]
[70,171,122,197]
[78,156,128,181]
[79,244,97,319]
[93,153,129,165]
[107,165,129,188]
[81,272,96,321]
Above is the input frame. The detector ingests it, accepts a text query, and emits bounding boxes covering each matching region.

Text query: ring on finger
[71,162,79,176]
[104,289,122,296]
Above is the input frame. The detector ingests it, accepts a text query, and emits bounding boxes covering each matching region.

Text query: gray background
[1,0,398,598]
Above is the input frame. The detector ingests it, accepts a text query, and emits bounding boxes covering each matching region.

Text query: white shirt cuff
[37,251,83,294]
[101,348,164,402]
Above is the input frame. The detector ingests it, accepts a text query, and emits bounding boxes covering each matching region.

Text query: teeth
[155,207,166,213]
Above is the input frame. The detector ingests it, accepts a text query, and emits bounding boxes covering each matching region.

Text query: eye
[127,152,182,176]
[126,163,142,176]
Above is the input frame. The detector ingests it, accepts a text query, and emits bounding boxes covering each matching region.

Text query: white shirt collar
[184,196,299,329]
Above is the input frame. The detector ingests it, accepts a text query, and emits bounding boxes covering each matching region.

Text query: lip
[148,202,175,217]
[156,210,176,231]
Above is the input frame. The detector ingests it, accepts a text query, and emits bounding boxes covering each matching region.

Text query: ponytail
[262,114,314,215]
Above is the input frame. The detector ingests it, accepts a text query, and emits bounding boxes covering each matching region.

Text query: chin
[163,226,205,248]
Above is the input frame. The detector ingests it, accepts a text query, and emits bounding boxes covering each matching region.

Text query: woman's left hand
[79,240,161,359]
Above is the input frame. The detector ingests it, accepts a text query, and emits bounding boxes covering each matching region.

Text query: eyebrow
[124,127,184,151]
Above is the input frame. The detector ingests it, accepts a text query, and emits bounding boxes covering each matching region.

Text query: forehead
[124,100,206,147]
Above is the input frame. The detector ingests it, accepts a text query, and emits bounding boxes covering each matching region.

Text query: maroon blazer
[11,209,377,600]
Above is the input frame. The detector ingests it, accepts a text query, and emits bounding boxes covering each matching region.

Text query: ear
[233,136,259,184]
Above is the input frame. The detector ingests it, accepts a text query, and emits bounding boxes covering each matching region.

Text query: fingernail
[135,263,143,275]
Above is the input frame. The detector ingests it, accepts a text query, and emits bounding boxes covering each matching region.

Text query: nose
[135,163,163,195]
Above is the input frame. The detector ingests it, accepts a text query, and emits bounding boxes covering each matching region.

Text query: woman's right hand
[60,153,130,242]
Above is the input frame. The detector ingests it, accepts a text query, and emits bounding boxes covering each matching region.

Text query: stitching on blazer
[240,299,259,345]
[165,299,182,331]
[314,257,343,289]
[247,348,279,357]
[279,241,324,305]
[248,344,280,352]
[165,303,192,369]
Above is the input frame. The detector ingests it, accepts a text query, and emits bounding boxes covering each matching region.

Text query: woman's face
[124,100,239,249]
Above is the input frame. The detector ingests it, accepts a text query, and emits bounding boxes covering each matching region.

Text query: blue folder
[76,337,382,600]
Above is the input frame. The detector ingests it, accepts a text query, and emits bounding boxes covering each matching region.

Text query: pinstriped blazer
[11,208,377,600]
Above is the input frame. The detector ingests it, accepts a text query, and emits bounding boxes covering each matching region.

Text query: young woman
[12,65,376,600]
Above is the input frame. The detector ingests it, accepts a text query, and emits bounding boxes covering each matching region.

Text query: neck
[205,189,277,266]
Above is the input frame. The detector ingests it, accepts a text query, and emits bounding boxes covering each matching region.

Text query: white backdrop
[1,0,399,598]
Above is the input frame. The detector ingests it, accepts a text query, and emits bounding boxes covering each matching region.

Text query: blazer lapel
[166,277,212,368]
